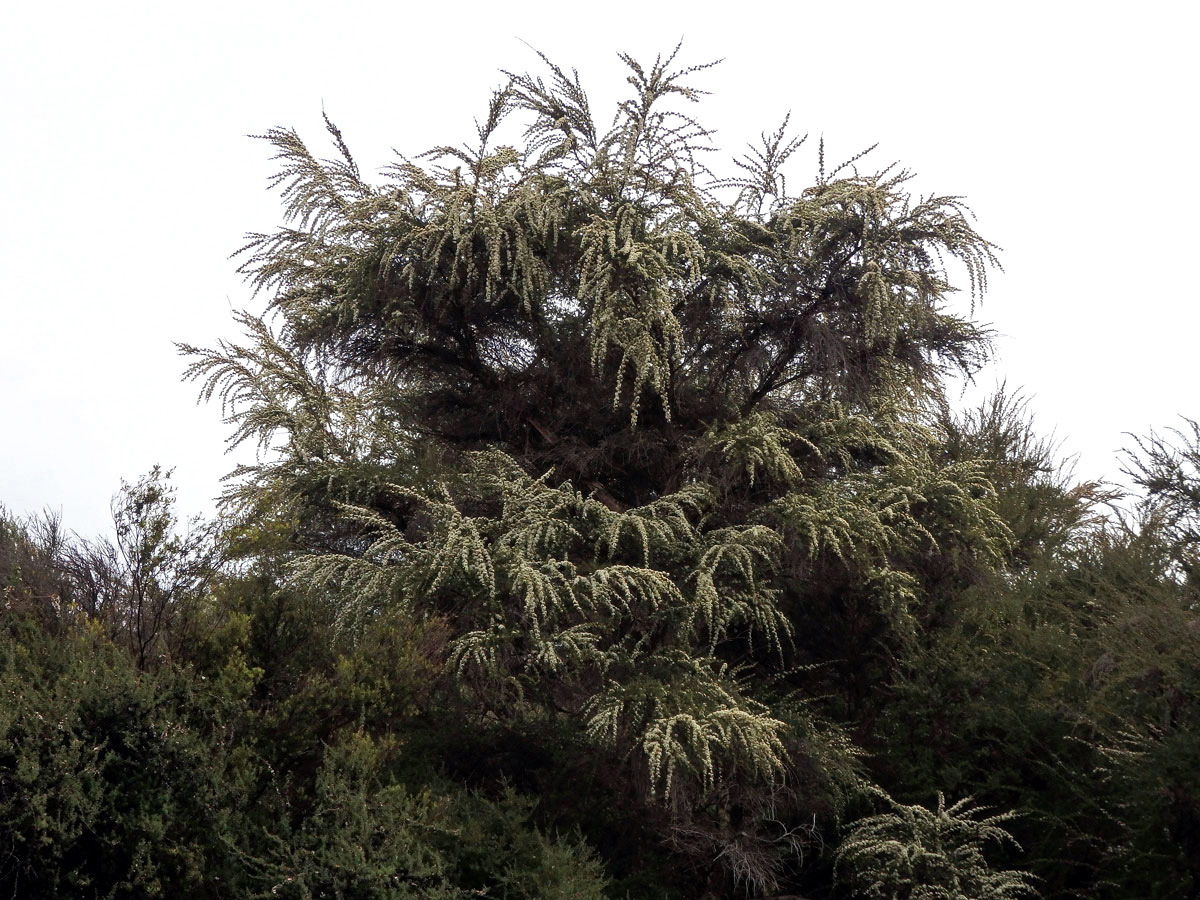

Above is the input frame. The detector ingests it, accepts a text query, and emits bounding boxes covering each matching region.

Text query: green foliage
[0,508,611,900]
[293,452,804,819]
[869,402,1200,899]
[836,791,1036,900]
[1126,417,1200,579]
[247,731,607,900]
[171,46,1028,896]
[0,612,255,898]
[10,43,1200,900]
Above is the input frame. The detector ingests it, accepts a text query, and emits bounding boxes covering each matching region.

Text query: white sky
[2,1,1197,538]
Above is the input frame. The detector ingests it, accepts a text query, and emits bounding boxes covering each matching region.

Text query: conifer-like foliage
[836,791,1036,900]
[180,47,1020,895]
[5,44,1200,900]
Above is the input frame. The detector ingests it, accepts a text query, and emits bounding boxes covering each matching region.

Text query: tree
[1,487,613,899]
[863,401,1200,900]
[183,47,1026,896]
[1,470,220,667]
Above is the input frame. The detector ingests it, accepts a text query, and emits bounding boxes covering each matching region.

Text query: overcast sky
[2,1,1196,538]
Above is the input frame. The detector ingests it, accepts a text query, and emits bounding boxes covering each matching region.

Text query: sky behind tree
[2,0,1196,538]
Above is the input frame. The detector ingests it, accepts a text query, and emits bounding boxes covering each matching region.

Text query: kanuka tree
[184,48,1026,895]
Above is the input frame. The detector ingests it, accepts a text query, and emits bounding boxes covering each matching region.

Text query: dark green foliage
[1126,418,1200,581]
[869,405,1200,899]
[246,732,609,900]
[0,609,253,898]
[0,495,610,900]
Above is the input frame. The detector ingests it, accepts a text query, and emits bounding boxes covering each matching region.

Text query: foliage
[176,44,1024,895]
[1125,417,1200,579]
[247,732,610,900]
[5,45,1200,900]
[836,791,1036,900]
[0,609,254,898]
[869,406,1200,899]
[0,507,610,900]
